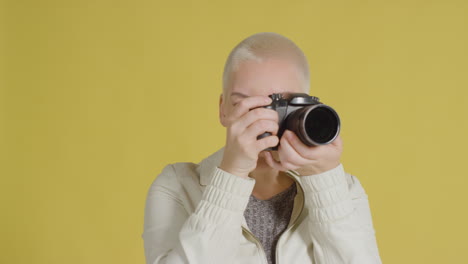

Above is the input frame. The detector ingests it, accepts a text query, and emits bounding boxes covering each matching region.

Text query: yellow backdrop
[2,0,468,263]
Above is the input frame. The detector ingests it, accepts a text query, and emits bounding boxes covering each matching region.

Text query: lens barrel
[286,104,340,146]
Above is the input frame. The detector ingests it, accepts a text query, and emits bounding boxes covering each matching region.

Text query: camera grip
[257,132,272,140]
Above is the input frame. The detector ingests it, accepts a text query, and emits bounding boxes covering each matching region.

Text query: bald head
[222,32,310,97]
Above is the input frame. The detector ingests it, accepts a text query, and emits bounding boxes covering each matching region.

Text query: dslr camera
[257,93,340,150]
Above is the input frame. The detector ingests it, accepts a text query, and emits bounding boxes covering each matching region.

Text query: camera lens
[304,106,339,144]
[286,104,340,146]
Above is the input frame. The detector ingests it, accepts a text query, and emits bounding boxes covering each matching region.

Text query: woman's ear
[219,94,227,127]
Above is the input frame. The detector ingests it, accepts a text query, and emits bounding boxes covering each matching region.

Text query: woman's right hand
[219,96,279,179]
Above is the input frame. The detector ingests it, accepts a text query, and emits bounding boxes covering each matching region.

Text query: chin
[270,151,280,162]
[256,152,269,168]
[257,151,280,170]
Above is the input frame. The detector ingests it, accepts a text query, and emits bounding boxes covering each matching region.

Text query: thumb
[264,151,287,171]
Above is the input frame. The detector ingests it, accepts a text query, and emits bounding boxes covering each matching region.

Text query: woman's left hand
[264,130,343,176]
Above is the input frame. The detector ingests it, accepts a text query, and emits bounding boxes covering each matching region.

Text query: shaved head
[222,32,310,97]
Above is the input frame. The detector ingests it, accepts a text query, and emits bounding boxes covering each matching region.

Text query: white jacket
[142,148,382,264]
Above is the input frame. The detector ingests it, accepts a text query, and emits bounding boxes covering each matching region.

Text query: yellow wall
[2,0,467,263]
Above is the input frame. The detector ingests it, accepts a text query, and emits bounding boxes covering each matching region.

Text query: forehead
[229,59,305,98]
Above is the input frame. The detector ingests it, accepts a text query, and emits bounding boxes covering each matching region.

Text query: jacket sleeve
[142,164,255,264]
[299,164,382,264]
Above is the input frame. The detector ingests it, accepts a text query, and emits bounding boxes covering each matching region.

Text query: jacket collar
[197,147,225,186]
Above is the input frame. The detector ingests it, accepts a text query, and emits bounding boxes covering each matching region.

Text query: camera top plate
[275,93,320,105]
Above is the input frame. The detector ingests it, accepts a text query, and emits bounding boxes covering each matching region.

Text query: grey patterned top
[244,183,297,264]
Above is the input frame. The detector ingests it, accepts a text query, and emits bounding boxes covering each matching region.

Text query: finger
[230,96,272,121]
[283,130,312,153]
[284,130,332,160]
[255,136,280,153]
[243,120,279,140]
[234,108,278,132]
[278,131,309,169]
[263,151,288,171]
[330,135,343,148]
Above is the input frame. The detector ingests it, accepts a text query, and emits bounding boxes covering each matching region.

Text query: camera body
[257,93,340,150]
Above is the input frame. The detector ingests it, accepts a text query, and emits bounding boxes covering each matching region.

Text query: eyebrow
[230,92,249,98]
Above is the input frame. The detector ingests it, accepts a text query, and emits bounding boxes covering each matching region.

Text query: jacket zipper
[241,227,269,264]
[275,173,305,264]
[242,172,306,264]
